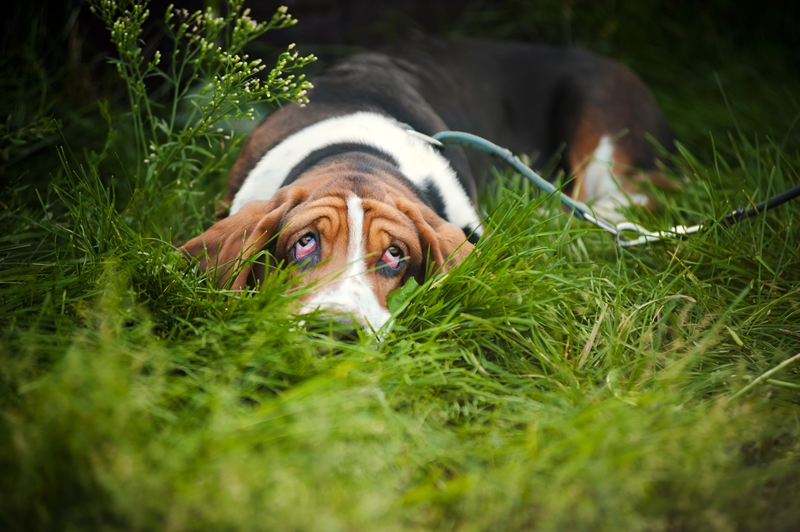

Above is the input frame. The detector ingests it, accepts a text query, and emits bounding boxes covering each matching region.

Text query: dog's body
[182,37,674,329]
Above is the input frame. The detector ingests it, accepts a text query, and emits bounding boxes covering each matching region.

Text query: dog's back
[227,37,674,217]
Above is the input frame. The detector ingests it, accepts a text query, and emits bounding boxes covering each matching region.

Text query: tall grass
[1,1,799,530]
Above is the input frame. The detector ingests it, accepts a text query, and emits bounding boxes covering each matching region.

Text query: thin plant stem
[729,352,800,401]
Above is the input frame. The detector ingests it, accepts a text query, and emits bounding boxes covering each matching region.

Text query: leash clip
[401,124,446,150]
[613,221,704,247]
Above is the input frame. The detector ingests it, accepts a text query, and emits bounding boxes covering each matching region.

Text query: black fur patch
[420,179,448,220]
[465,229,481,244]
[282,143,399,187]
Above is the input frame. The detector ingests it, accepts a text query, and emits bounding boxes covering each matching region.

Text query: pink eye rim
[381,245,405,270]
[293,232,318,262]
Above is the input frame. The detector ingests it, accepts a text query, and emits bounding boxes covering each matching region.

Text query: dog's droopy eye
[381,245,405,270]
[293,233,318,264]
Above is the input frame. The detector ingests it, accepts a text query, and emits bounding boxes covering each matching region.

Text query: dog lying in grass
[182,37,674,330]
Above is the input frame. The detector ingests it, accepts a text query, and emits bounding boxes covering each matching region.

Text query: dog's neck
[230,111,483,239]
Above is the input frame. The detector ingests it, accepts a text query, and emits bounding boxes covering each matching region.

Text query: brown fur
[564,62,677,208]
[181,157,472,312]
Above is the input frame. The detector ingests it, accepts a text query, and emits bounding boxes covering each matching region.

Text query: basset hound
[181,37,674,330]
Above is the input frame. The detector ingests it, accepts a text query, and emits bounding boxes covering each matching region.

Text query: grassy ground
[2,1,800,530]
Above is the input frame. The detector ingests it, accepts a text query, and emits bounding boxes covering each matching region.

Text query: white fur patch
[298,196,392,330]
[230,111,482,236]
[583,136,648,221]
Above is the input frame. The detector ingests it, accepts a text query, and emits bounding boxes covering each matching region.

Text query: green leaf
[387,277,420,314]
[726,326,745,347]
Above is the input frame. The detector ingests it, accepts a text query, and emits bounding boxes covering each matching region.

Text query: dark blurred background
[10,0,797,59]
[7,0,800,75]
[3,0,800,187]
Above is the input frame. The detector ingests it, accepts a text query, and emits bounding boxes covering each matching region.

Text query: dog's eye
[292,233,318,263]
[380,245,405,270]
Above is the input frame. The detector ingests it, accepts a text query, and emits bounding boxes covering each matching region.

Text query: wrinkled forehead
[282,194,348,231]
[282,190,418,243]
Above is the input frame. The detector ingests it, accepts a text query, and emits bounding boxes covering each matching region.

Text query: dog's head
[180,156,473,330]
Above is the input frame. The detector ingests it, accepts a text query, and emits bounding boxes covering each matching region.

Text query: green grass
[2,1,800,530]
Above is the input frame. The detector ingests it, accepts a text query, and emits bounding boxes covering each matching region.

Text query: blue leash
[406,125,800,247]
[431,131,617,233]
[417,130,700,247]
[409,128,800,246]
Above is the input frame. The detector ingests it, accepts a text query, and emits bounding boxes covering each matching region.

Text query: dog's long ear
[181,188,304,289]
[397,198,474,279]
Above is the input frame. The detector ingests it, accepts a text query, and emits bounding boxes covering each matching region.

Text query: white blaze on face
[583,135,648,221]
[298,195,392,330]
